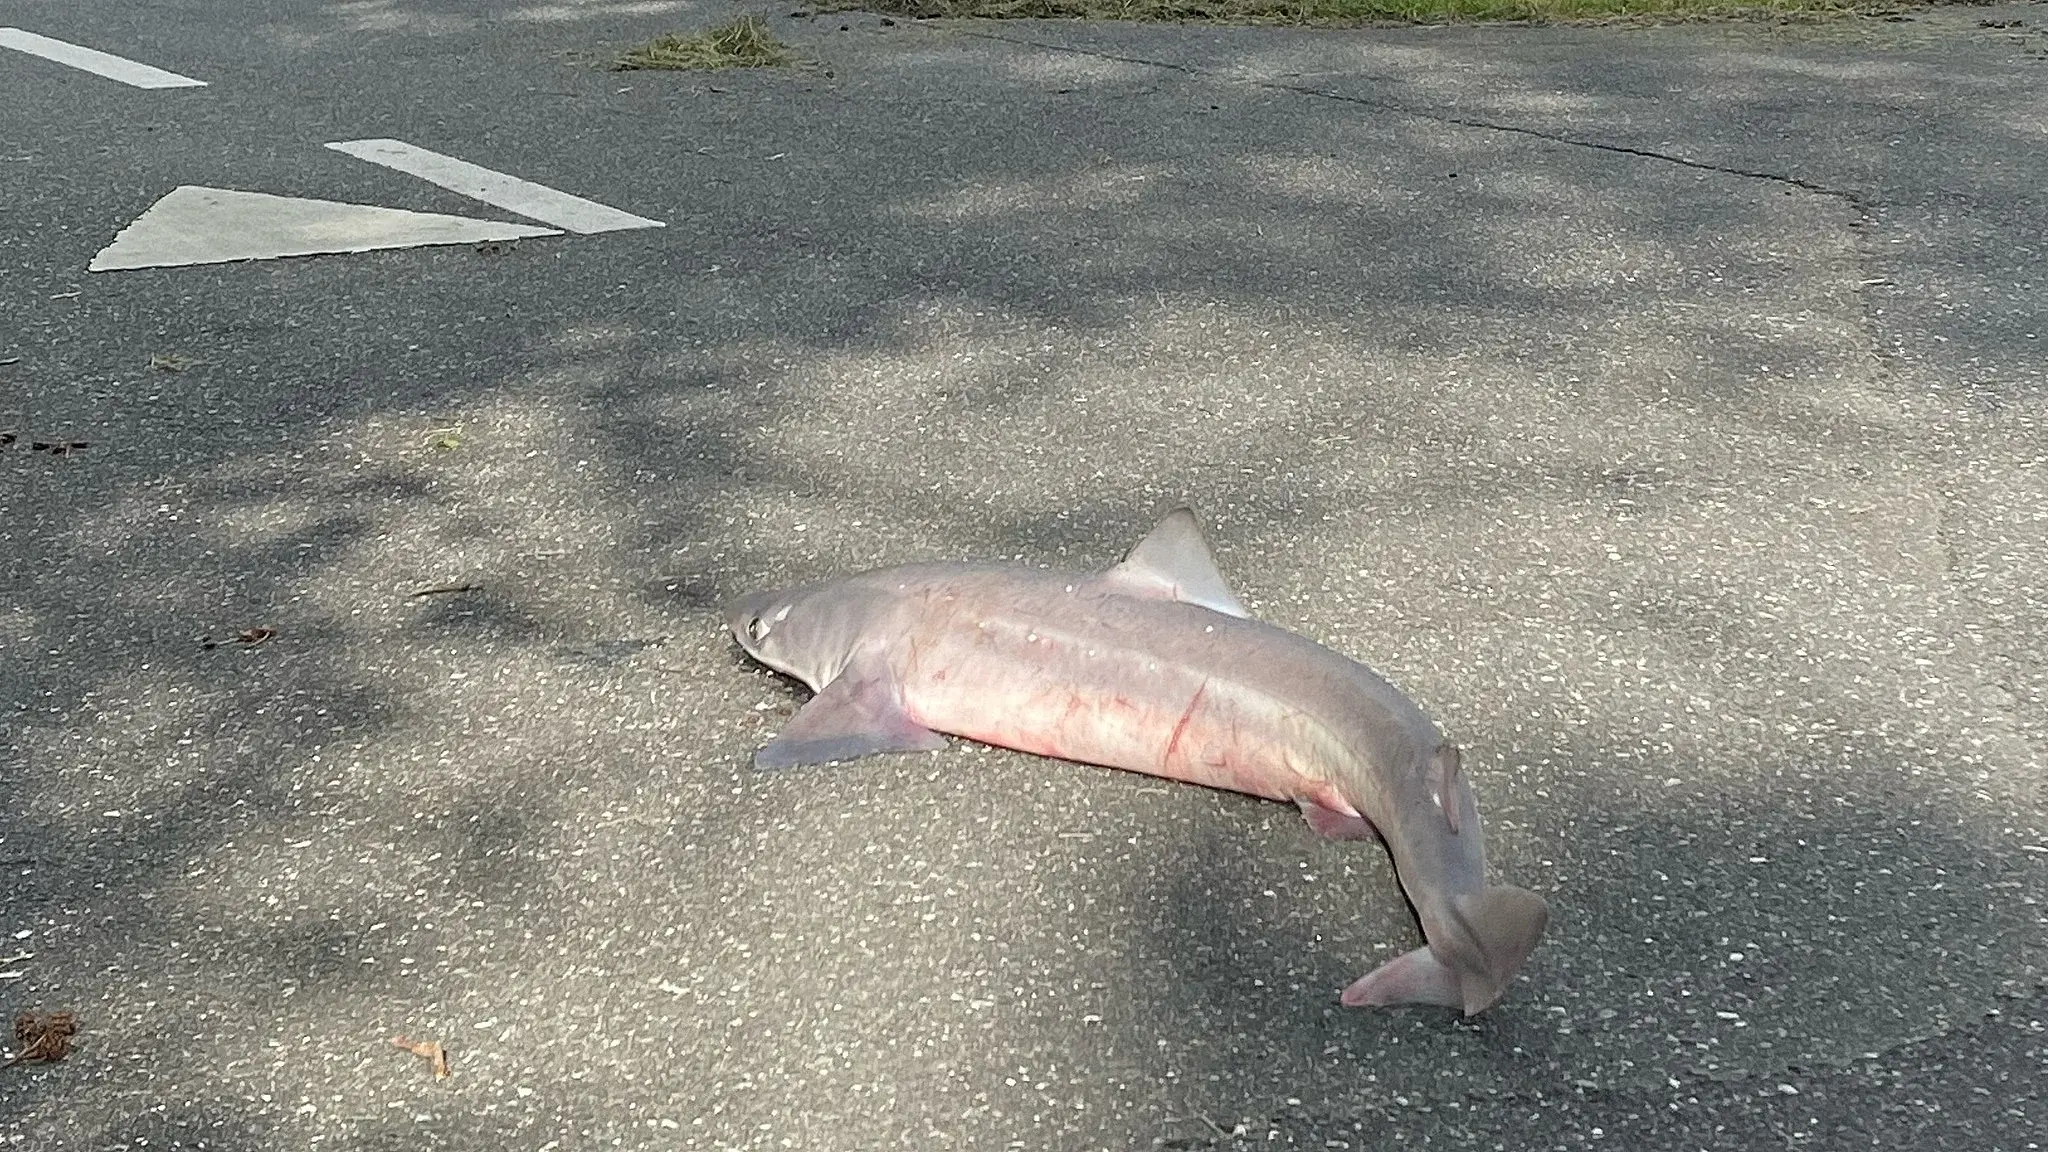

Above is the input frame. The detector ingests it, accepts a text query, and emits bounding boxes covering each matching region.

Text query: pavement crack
[1267,77,1875,208]
[952,27,1876,209]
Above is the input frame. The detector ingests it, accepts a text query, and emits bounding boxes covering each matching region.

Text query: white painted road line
[89,186,559,272]
[326,139,664,234]
[0,27,206,89]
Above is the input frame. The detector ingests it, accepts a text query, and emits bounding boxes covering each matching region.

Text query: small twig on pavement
[390,1035,452,1079]
[409,584,481,599]
[1164,1113,1232,1139]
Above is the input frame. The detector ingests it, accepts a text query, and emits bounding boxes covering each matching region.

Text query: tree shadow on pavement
[5,6,2046,1149]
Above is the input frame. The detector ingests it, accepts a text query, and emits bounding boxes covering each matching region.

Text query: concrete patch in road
[86,186,559,271]
[0,27,206,88]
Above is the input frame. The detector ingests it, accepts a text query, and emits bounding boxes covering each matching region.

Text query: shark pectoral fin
[1298,799,1380,842]
[1099,506,1251,619]
[1339,945,1464,1010]
[753,671,948,769]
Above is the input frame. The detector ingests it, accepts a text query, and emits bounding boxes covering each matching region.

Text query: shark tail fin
[1443,885,1550,1015]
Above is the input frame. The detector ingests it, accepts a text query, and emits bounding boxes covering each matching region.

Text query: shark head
[727,585,825,687]
[726,580,898,693]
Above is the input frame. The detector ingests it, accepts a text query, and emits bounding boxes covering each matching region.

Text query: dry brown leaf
[390,1034,451,1079]
[6,1011,77,1066]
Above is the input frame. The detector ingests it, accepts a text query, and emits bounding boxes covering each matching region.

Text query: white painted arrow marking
[0,28,206,89]
[88,186,559,272]
[326,139,664,234]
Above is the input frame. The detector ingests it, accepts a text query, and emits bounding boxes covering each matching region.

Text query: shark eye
[746,616,771,642]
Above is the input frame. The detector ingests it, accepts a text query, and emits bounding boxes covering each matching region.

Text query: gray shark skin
[727,509,1548,1015]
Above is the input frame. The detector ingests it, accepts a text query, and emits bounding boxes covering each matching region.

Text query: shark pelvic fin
[754,662,948,769]
[1298,798,1380,842]
[1100,506,1250,618]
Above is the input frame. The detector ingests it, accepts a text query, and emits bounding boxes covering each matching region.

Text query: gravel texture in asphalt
[2,1,2044,1148]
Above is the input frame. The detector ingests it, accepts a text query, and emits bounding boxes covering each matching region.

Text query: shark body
[727,509,1547,1014]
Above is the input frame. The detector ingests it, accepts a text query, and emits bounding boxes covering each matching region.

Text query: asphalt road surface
[2,0,2044,1148]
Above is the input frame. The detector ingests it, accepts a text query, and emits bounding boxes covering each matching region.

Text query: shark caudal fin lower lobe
[1444,885,1550,1015]
[1337,885,1549,1014]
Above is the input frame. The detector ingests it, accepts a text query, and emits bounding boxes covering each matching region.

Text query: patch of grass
[615,15,798,69]
[818,0,1907,24]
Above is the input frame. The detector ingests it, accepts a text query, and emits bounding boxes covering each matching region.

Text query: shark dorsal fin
[1100,507,1250,619]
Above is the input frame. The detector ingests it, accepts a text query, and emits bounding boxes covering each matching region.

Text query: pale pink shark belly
[893,601,1357,816]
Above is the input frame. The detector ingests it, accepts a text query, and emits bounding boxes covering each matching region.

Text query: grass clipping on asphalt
[822,0,1902,22]
[615,15,796,70]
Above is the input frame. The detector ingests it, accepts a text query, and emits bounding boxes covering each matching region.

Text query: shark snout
[724,591,777,644]
[727,589,809,661]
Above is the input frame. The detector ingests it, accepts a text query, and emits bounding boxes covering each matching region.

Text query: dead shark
[726,509,1548,1014]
